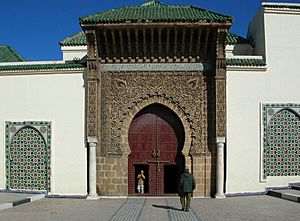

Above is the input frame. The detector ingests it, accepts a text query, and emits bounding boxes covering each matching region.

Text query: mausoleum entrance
[82,0,230,197]
[128,104,185,195]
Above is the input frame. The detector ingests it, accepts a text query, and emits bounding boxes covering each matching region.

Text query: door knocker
[151,149,160,158]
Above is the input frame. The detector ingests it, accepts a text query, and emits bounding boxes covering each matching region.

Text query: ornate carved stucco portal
[100,70,209,157]
[81,0,230,196]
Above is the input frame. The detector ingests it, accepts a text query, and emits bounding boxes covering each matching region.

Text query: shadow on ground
[152,204,182,211]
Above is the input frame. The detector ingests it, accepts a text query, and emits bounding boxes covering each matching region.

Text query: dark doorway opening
[164,164,179,194]
[134,164,149,194]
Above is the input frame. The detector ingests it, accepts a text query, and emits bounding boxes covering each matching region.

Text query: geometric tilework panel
[263,104,300,177]
[6,122,51,191]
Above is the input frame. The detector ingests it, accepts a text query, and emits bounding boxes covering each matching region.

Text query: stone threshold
[267,185,300,203]
[0,193,45,211]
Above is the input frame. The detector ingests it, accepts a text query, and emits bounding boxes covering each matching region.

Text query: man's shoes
[181,208,185,211]
[185,209,189,212]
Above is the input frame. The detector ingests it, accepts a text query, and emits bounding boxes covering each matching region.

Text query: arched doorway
[128,104,185,195]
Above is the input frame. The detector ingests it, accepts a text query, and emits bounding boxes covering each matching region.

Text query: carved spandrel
[100,71,209,156]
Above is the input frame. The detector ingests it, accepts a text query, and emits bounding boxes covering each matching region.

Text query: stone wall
[96,156,128,196]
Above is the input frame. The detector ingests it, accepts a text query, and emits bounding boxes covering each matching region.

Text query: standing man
[137,170,145,194]
[180,167,196,212]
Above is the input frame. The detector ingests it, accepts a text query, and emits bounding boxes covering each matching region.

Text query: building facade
[0,1,299,197]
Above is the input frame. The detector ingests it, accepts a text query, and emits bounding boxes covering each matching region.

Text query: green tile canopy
[79,0,233,25]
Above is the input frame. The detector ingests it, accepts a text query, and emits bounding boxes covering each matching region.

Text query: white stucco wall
[226,4,300,194]
[248,7,266,57]
[0,68,87,195]
[61,46,87,61]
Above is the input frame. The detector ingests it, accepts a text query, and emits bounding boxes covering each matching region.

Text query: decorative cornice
[100,63,208,71]
[60,31,248,47]
[263,2,300,15]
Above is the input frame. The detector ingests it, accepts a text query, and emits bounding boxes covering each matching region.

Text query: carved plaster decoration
[86,29,101,138]
[85,30,97,59]
[187,78,200,90]
[87,81,98,137]
[215,29,227,138]
[120,93,195,157]
[87,61,100,137]
[100,71,209,157]
[114,79,127,89]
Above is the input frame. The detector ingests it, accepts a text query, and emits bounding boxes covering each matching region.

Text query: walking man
[180,167,196,212]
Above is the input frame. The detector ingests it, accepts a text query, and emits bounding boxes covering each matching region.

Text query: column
[87,136,100,199]
[215,137,226,198]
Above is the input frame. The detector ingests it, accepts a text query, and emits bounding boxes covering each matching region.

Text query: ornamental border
[5,121,51,192]
[261,103,300,181]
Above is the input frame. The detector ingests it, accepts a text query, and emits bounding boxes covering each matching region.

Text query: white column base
[87,195,100,200]
[215,193,226,199]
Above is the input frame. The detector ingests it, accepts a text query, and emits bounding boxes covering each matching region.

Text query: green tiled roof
[226,58,266,67]
[0,62,84,72]
[0,46,25,62]
[59,32,87,46]
[80,0,232,24]
[226,32,249,45]
[60,31,247,46]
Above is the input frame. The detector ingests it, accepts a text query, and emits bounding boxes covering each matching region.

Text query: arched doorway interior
[128,104,185,195]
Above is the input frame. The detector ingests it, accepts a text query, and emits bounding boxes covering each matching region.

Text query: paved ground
[0,195,299,221]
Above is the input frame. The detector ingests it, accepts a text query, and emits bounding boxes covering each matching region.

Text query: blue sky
[1,0,299,61]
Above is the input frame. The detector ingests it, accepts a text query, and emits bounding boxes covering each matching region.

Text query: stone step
[291,183,300,191]
[268,188,300,203]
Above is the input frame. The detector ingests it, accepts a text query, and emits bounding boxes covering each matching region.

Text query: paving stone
[0,195,299,221]
[139,198,169,221]
[166,198,202,221]
[109,198,145,221]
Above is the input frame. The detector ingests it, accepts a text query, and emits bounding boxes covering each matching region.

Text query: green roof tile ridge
[0,62,85,72]
[141,0,167,7]
[6,46,25,62]
[189,5,232,20]
[0,45,25,62]
[226,58,266,67]
[226,32,250,44]
[79,1,233,24]
[59,31,86,46]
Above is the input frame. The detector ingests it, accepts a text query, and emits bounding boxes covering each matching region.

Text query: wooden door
[128,104,184,195]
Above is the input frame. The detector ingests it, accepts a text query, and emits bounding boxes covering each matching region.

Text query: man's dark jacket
[180,171,196,193]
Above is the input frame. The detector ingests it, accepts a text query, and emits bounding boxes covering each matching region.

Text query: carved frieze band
[87,59,100,137]
[87,80,98,137]
[100,71,209,157]
[215,78,226,137]
[215,29,227,138]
